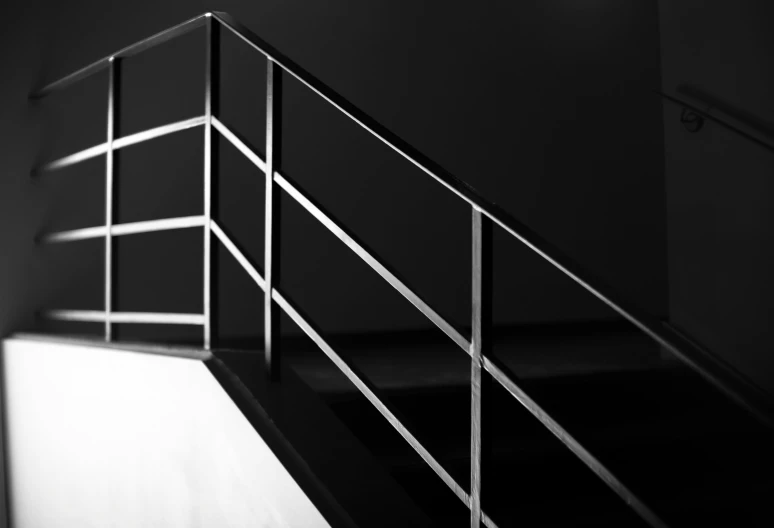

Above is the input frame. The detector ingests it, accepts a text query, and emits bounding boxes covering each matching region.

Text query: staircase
[19,11,774,528]
[274,325,774,527]
[319,361,774,527]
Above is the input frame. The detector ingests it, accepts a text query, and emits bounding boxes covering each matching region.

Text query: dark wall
[658,0,774,394]
[1,0,668,345]
[0,3,52,339]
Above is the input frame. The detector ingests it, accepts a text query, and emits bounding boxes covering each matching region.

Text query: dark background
[0,1,771,393]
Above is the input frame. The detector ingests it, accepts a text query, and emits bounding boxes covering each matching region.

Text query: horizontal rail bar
[41,225,107,243]
[111,312,205,325]
[40,215,205,243]
[45,310,105,323]
[211,220,496,523]
[39,144,108,172]
[275,173,471,354]
[111,215,205,236]
[45,310,205,325]
[211,117,470,354]
[211,221,267,291]
[36,11,774,426]
[113,115,206,150]
[206,13,774,426]
[482,356,668,528]
[31,14,209,98]
[31,11,772,525]
[37,116,206,174]
[271,287,471,509]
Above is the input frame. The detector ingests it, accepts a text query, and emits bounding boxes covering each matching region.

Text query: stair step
[304,365,774,527]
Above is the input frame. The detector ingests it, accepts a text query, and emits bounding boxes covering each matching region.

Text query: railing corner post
[264,58,283,380]
[203,15,219,351]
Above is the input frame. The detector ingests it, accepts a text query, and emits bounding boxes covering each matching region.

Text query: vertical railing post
[264,58,282,380]
[104,57,117,342]
[203,14,218,350]
[471,207,492,527]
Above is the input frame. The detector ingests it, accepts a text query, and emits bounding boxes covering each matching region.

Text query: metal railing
[31,12,774,528]
[656,89,774,153]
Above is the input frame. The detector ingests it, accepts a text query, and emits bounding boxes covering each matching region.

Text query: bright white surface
[2,338,331,528]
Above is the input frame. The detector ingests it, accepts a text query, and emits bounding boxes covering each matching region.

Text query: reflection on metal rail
[38,116,206,173]
[46,310,205,325]
[31,11,771,528]
[41,215,205,243]
[210,115,470,354]
[198,219,500,526]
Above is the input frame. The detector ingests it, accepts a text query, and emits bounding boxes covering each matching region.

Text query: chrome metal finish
[264,59,280,379]
[211,221,267,291]
[45,310,106,323]
[41,225,107,243]
[482,356,668,528]
[222,103,444,360]
[41,216,205,243]
[207,12,759,433]
[203,17,215,350]
[482,513,498,528]
[35,12,768,437]
[212,117,265,171]
[111,312,205,325]
[45,310,205,325]
[112,116,206,150]
[470,208,491,528]
[105,59,117,341]
[271,287,471,508]
[31,14,209,98]
[41,144,108,172]
[35,13,774,528]
[274,172,470,354]
[470,370,482,528]
[38,116,206,175]
[481,209,760,420]
[111,215,205,236]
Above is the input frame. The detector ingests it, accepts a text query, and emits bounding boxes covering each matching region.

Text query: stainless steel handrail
[207,13,774,438]
[34,116,206,174]
[30,14,209,98]
[41,215,205,243]
[210,120,666,528]
[46,310,205,325]
[31,11,774,528]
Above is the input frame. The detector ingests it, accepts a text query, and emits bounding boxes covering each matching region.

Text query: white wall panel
[1,338,330,528]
